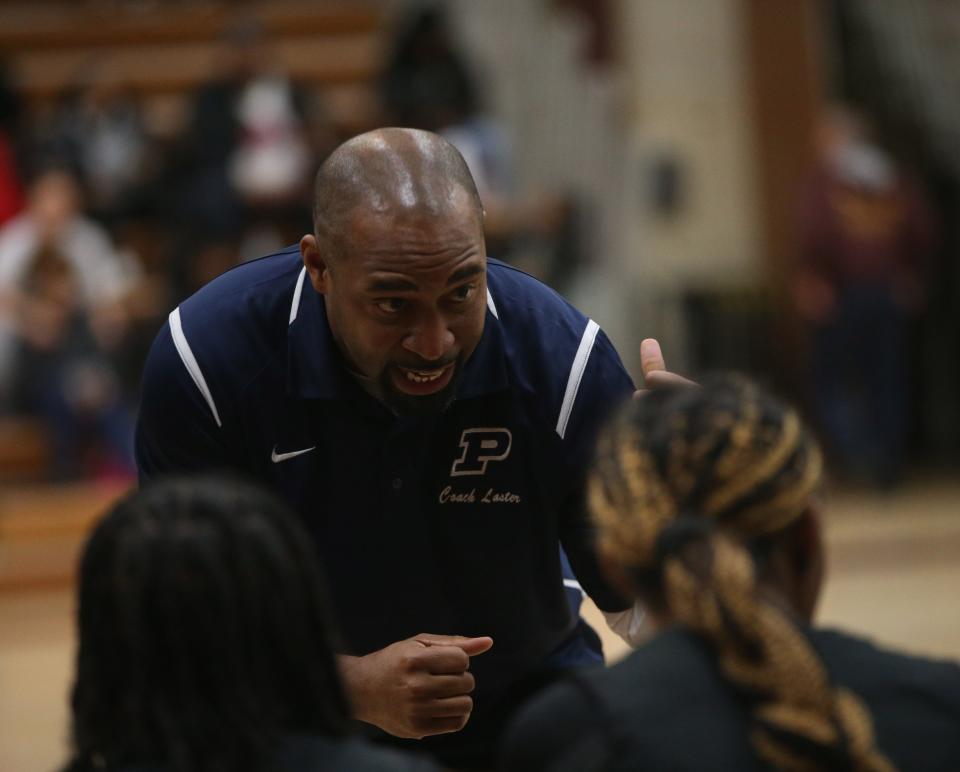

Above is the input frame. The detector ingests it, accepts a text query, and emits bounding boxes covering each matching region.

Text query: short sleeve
[135,318,239,482]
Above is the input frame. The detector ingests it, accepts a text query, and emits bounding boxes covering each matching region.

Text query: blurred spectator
[381,5,577,291]
[28,71,171,402]
[381,5,479,134]
[229,60,311,211]
[78,82,152,225]
[0,165,140,467]
[163,18,324,295]
[8,244,134,480]
[794,105,936,488]
[33,68,152,226]
[65,477,436,772]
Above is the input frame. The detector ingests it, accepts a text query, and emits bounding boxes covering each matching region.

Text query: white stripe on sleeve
[168,307,222,428]
[562,578,587,599]
[289,266,306,325]
[486,287,499,318]
[555,319,600,439]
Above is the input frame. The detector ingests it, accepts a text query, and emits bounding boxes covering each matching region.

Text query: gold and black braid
[589,375,895,772]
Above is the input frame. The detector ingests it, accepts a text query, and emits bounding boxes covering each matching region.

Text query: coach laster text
[439,486,522,505]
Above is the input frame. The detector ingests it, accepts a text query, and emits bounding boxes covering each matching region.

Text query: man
[137,128,676,767]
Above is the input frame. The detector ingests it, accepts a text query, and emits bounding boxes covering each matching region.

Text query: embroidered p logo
[451,428,513,476]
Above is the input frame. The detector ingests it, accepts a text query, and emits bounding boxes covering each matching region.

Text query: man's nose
[402,313,455,362]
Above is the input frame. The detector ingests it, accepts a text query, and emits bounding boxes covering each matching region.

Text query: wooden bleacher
[0,480,129,590]
[0,0,388,136]
[0,419,129,590]
[0,417,49,483]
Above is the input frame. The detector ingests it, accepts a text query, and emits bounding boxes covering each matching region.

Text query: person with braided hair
[64,477,437,772]
[503,376,960,771]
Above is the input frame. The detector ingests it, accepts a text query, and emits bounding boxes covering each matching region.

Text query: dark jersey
[111,734,439,772]
[135,248,634,763]
[502,627,960,771]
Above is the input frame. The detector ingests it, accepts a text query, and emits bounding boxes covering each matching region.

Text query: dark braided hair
[65,477,350,772]
[589,375,895,772]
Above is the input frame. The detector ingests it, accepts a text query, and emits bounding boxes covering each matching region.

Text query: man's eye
[376,298,406,314]
[450,284,476,303]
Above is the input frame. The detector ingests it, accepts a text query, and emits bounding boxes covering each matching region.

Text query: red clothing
[0,131,23,225]
[799,168,935,288]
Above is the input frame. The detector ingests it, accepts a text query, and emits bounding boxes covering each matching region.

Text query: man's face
[303,197,487,415]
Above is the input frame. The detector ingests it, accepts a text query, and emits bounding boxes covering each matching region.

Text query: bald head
[313,128,483,252]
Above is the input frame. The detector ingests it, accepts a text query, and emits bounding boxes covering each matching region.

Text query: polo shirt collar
[286,285,352,399]
[286,284,509,401]
[455,303,510,399]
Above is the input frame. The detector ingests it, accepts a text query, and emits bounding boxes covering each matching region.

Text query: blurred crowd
[0,6,572,482]
[0,3,944,489]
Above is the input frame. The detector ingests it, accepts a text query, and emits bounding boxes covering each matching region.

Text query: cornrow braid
[589,375,895,772]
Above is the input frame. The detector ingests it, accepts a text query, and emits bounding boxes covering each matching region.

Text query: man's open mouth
[399,365,450,383]
[392,362,456,394]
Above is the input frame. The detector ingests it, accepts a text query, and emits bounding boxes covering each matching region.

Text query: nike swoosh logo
[271,445,316,463]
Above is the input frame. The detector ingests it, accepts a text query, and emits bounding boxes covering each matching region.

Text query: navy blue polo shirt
[136,246,634,756]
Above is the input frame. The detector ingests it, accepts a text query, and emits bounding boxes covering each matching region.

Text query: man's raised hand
[339,633,493,739]
[635,338,696,397]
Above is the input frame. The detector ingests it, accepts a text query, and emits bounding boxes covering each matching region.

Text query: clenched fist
[339,633,493,739]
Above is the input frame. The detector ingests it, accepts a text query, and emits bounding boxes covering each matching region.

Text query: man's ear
[300,234,331,294]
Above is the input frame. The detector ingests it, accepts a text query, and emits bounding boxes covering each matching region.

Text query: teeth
[403,367,445,383]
